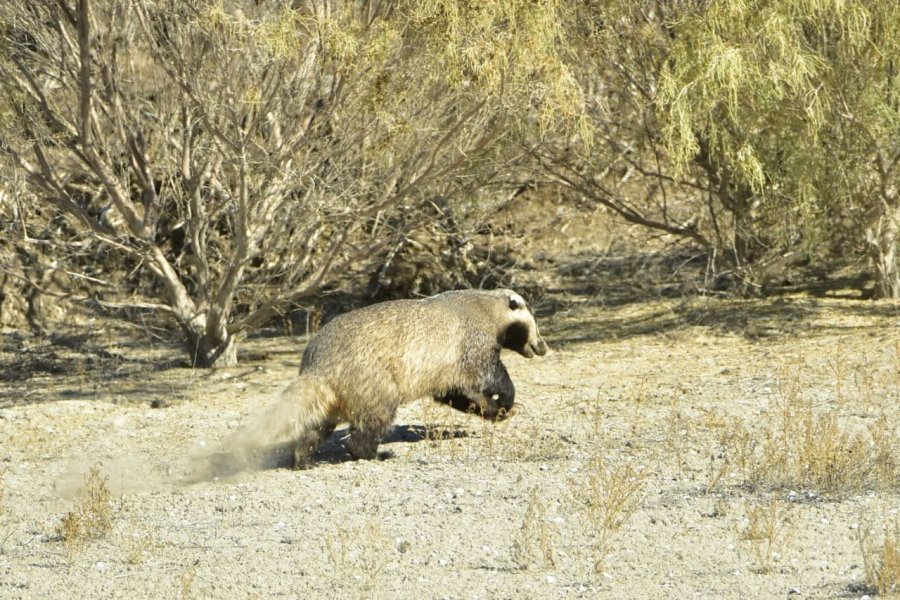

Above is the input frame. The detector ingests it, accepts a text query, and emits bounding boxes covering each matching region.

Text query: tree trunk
[731,199,757,268]
[867,204,900,299]
[184,328,238,368]
[694,137,761,271]
[180,312,238,367]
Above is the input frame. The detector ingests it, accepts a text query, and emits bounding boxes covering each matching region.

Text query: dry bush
[713,373,900,499]
[1,0,582,366]
[323,523,389,592]
[55,464,114,562]
[859,517,900,596]
[571,458,645,575]
[737,498,795,574]
[179,562,197,600]
[511,490,557,571]
[0,468,10,556]
[121,527,155,566]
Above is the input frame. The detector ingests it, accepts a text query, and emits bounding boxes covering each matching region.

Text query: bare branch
[77,0,92,149]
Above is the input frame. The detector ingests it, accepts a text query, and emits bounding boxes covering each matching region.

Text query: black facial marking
[500,321,530,352]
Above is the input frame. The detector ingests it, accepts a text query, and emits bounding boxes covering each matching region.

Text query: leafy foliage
[657,0,900,290]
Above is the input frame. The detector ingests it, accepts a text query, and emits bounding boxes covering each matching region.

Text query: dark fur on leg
[483,358,515,418]
[434,389,483,416]
[435,357,516,420]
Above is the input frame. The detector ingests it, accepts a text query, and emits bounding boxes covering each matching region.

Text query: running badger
[249,289,547,468]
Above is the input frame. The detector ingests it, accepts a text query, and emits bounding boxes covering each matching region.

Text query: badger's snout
[520,335,548,359]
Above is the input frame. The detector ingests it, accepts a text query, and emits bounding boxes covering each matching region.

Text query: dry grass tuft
[0,468,11,556]
[179,562,197,600]
[56,464,115,562]
[488,413,569,463]
[323,523,389,591]
[737,497,794,574]
[0,468,5,516]
[713,372,900,499]
[572,458,645,575]
[868,415,900,485]
[859,517,900,596]
[412,401,568,464]
[511,489,557,570]
[121,527,155,566]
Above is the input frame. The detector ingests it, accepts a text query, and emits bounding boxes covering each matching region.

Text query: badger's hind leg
[291,420,337,469]
[345,405,398,461]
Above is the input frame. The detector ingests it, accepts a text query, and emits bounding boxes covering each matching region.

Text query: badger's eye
[509,294,524,310]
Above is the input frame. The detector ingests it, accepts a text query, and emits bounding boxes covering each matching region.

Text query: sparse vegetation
[323,523,389,591]
[572,458,645,575]
[121,527,155,567]
[0,468,11,556]
[55,464,115,563]
[412,398,569,464]
[179,562,197,600]
[859,517,900,596]
[713,370,900,499]
[511,490,557,571]
[2,285,900,597]
[737,498,795,574]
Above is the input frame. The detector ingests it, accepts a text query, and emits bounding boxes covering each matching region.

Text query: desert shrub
[56,464,115,562]
[715,391,899,498]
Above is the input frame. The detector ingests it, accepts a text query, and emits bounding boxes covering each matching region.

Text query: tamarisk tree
[658,0,900,296]
[540,0,899,294]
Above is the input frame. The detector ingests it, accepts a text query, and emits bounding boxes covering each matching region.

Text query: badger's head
[497,290,548,358]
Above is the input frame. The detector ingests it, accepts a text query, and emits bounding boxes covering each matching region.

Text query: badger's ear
[508,293,525,310]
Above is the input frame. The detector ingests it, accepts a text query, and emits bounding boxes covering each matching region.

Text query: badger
[232,288,547,469]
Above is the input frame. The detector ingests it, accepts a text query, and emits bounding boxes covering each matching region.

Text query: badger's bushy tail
[186,375,337,481]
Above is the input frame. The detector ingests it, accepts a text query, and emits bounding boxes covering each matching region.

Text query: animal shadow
[310,424,472,465]
[197,424,474,479]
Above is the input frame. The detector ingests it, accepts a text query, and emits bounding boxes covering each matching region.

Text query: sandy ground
[1,294,899,599]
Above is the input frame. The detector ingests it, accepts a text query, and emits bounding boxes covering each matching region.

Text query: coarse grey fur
[236,288,547,469]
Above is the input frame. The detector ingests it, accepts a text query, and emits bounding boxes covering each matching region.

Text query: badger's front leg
[434,359,516,421]
[482,359,515,418]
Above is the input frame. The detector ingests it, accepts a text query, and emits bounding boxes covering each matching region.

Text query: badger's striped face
[500,291,548,358]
